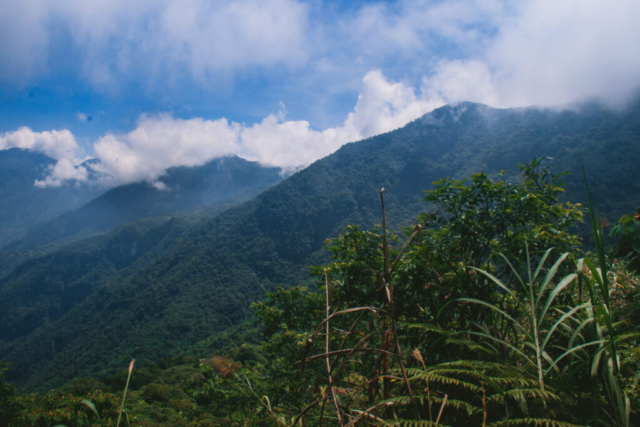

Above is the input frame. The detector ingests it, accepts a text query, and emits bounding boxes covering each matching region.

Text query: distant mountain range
[0,148,102,248]
[4,156,283,253]
[2,99,640,391]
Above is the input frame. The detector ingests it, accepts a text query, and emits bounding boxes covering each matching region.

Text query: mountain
[2,99,640,391]
[0,149,103,247]
[4,156,283,253]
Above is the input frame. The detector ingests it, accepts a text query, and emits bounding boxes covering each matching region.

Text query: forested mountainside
[3,156,283,254]
[2,99,640,391]
[0,149,103,247]
[0,217,191,351]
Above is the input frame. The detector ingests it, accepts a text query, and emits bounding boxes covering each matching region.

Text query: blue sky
[1,0,640,188]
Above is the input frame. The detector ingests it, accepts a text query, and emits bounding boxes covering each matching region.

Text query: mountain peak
[407,101,492,131]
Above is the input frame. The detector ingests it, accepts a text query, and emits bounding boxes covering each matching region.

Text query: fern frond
[444,337,497,354]
[428,395,480,416]
[386,395,480,416]
[617,331,640,342]
[620,346,640,368]
[402,367,424,376]
[403,323,447,334]
[487,418,582,427]
[483,377,540,389]
[385,419,449,427]
[486,388,560,404]
[409,370,482,393]
[435,360,519,372]
[404,360,540,390]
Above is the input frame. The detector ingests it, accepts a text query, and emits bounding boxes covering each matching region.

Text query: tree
[393,157,583,328]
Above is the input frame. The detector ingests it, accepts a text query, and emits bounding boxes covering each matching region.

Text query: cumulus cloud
[344,70,440,137]
[93,71,439,185]
[0,1,49,84]
[0,127,88,187]
[2,0,640,187]
[483,0,640,107]
[1,0,639,110]
[14,71,439,187]
[422,60,500,107]
[320,0,640,110]
[0,0,308,90]
[0,127,83,161]
[90,115,241,186]
[337,0,506,59]
[34,158,88,188]
[240,70,442,171]
[380,0,640,108]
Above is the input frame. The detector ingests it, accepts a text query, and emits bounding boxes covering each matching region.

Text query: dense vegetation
[2,100,640,397]
[0,217,193,352]
[1,158,638,426]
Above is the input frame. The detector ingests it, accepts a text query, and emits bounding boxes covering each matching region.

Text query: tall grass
[462,245,598,392]
[116,359,134,427]
[578,168,630,426]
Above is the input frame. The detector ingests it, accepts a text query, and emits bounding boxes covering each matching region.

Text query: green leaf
[79,399,101,422]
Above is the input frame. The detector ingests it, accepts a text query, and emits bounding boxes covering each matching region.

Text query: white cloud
[484,0,640,107]
[0,1,49,84]
[0,0,308,90]
[3,1,640,187]
[0,127,89,187]
[156,0,308,75]
[90,114,241,186]
[422,60,500,107]
[345,70,441,138]
[0,127,82,161]
[240,70,441,171]
[409,0,640,108]
[14,71,440,187]
[2,0,639,111]
[91,70,438,183]
[323,0,640,110]
[34,158,88,188]
[337,0,506,59]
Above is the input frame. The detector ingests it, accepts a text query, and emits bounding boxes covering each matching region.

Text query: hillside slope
[3,100,640,390]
